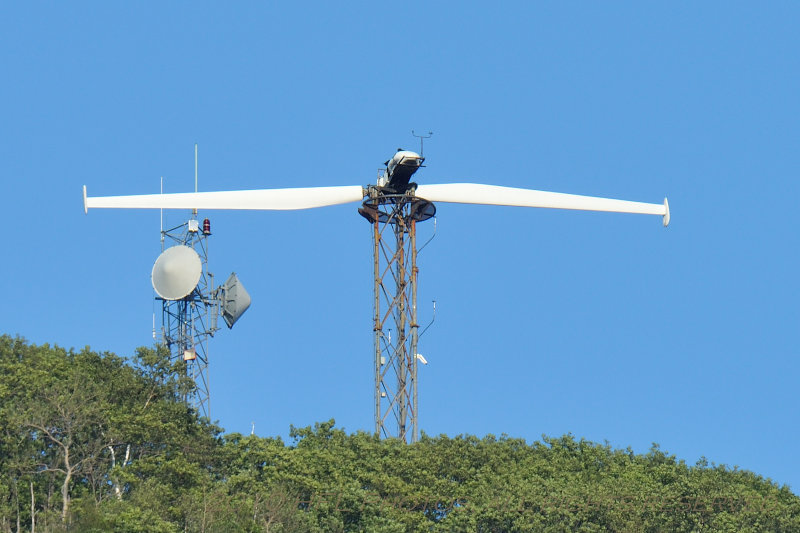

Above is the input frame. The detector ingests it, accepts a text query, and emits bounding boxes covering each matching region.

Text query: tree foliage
[1,335,799,532]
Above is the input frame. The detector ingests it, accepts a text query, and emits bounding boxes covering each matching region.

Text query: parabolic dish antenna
[151,245,202,300]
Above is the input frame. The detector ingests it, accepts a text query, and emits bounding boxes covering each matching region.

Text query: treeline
[1,336,799,532]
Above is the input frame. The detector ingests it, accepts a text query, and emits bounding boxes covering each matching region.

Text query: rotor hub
[359,186,436,224]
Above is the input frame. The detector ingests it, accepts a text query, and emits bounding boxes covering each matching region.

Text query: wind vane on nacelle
[83,149,670,226]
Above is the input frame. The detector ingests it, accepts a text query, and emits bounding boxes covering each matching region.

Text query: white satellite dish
[151,245,202,300]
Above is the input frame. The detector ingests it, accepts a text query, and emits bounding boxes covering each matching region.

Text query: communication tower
[155,216,217,416]
[150,146,251,418]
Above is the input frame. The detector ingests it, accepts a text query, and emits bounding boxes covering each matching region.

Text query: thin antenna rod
[193,144,198,216]
[160,177,164,248]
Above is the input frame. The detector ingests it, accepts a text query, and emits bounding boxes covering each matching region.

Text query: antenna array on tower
[156,217,218,417]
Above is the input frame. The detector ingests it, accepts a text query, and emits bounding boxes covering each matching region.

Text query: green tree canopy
[1,335,798,532]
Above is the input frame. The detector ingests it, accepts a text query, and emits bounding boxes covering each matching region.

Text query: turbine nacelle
[380,149,424,192]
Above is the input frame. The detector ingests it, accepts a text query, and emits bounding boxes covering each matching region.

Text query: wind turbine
[84,147,669,442]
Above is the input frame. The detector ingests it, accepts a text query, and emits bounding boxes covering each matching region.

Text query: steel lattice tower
[158,218,219,418]
[361,188,435,442]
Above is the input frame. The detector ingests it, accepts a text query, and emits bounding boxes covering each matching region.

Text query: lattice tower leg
[373,201,420,442]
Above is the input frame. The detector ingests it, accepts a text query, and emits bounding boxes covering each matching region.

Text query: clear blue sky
[2,3,798,492]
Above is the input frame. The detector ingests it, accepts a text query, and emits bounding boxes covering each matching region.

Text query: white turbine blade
[83,185,364,213]
[416,183,670,226]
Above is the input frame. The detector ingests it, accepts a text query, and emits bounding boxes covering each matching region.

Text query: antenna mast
[151,145,250,419]
[156,144,217,418]
[157,217,217,417]
[193,143,198,216]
